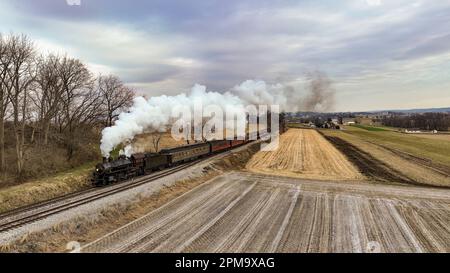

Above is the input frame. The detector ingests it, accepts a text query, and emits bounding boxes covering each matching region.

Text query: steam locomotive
[93,113,287,187]
[92,139,249,186]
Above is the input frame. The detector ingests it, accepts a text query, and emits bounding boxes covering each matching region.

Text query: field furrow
[246,129,363,181]
[81,172,450,253]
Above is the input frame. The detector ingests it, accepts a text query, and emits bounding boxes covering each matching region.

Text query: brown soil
[81,172,450,253]
[246,129,363,181]
[373,143,450,177]
[323,135,416,185]
[319,130,450,188]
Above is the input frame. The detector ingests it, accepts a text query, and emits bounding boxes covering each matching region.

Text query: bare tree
[382,113,450,131]
[58,56,102,160]
[31,54,64,145]
[150,132,163,152]
[4,34,36,176]
[0,34,12,172]
[0,32,139,182]
[97,75,134,127]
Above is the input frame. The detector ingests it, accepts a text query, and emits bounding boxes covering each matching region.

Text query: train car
[144,153,169,172]
[92,132,264,187]
[230,139,245,147]
[209,140,231,153]
[160,142,210,165]
[130,153,146,176]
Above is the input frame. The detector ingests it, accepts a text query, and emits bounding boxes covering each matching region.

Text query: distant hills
[379,107,450,114]
[288,107,450,117]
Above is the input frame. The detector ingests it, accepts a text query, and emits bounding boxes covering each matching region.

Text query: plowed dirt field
[81,172,450,253]
[246,129,363,181]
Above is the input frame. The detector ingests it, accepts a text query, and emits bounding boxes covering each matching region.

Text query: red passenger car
[210,140,231,153]
[230,140,245,147]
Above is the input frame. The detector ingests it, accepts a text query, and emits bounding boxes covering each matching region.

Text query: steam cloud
[303,72,335,112]
[100,74,335,157]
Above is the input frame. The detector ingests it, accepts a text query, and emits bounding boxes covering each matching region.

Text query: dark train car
[92,157,133,186]
[144,153,169,172]
[210,140,231,153]
[160,142,210,165]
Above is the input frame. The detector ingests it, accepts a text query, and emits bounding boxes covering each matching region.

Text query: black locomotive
[92,139,250,186]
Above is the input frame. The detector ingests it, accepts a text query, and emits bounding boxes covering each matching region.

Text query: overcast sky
[1,0,449,112]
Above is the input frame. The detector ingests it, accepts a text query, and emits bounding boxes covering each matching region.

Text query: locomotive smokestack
[103,157,108,163]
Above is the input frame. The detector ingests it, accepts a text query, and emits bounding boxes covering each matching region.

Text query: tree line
[0,33,134,179]
[382,113,450,131]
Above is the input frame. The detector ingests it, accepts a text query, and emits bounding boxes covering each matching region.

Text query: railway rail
[0,155,215,234]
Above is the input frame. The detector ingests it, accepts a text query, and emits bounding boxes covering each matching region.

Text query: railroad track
[0,158,206,234]
[0,139,261,237]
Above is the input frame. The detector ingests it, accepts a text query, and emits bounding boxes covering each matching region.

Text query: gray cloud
[1,0,450,111]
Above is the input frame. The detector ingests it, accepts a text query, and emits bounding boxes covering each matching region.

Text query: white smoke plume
[230,80,287,109]
[100,77,330,157]
[101,84,249,157]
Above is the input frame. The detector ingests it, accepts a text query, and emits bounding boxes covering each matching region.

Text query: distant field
[287,123,314,129]
[133,132,186,153]
[406,134,450,142]
[321,127,450,187]
[344,126,450,167]
[351,124,388,131]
